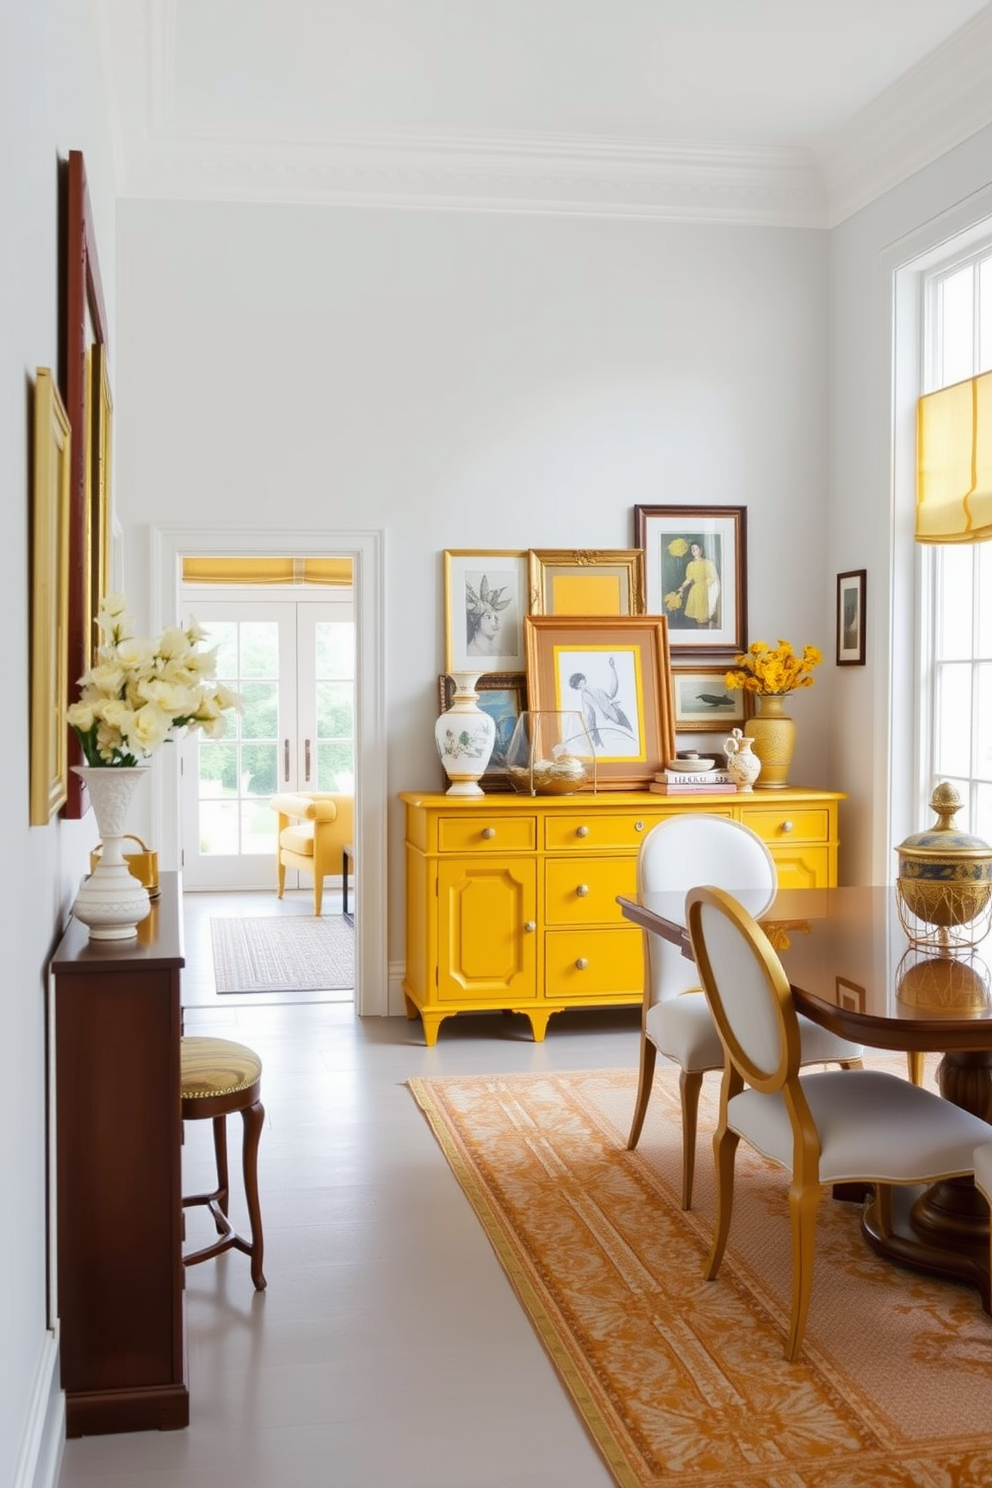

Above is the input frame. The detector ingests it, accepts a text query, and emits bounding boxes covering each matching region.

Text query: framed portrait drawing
[444,550,528,674]
[31,369,71,825]
[524,615,676,788]
[634,505,747,655]
[672,665,749,734]
[836,570,866,665]
[528,549,645,617]
[438,672,526,790]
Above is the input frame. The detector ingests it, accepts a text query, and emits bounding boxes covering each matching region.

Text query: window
[921,246,992,840]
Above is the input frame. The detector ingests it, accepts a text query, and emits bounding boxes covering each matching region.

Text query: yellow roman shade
[182,556,353,585]
[917,370,992,542]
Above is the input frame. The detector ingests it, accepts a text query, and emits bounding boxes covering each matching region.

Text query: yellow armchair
[270,792,354,917]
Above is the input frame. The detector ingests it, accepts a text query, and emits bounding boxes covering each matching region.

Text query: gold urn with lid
[895,783,992,948]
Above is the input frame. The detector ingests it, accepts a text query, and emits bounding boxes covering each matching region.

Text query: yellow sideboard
[399,787,843,1045]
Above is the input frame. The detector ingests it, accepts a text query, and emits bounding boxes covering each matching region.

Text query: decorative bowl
[672,757,716,774]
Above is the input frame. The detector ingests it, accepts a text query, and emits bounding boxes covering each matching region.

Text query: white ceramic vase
[724,728,761,793]
[435,671,496,797]
[71,765,152,939]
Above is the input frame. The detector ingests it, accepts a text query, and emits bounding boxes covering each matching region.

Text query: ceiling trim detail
[102,1,992,230]
[818,5,992,226]
[124,132,825,228]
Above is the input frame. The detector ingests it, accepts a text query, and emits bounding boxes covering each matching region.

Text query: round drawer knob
[576,884,589,897]
[781,820,794,833]
[635,820,645,832]
[576,825,590,838]
[575,957,589,970]
[523,920,537,933]
[481,827,496,840]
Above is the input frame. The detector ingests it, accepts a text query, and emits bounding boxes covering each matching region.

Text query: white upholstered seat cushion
[730,1068,992,1183]
[647,992,863,1075]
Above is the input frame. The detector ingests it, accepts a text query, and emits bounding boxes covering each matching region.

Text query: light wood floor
[57,887,640,1488]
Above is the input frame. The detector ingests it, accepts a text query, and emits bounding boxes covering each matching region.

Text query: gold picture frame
[443,549,528,674]
[438,672,527,791]
[88,342,113,664]
[523,615,676,788]
[528,549,645,617]
[31,369,71,825]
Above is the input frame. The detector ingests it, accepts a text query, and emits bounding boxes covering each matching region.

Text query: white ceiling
[99,0,992,226]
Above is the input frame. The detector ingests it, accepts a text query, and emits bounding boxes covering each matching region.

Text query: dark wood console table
[52,871,189,1435]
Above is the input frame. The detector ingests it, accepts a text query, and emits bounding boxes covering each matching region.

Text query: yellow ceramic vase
[744,693,796,790]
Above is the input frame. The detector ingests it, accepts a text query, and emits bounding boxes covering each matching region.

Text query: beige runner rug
[409,1062,992,1488]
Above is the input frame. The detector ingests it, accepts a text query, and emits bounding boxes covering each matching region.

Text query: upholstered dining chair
[270,791,354,916]
[686,885,992,1360]
[626,814,864,1210]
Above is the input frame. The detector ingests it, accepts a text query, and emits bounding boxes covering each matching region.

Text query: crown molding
[120,130,826,227]
[819,5,992,227]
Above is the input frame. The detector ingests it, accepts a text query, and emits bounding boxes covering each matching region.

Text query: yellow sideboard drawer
[545,811,659,852]
[545,857,637,926]
[545,927,643,1000]
[437,815,537,854]
[741,807,829,844]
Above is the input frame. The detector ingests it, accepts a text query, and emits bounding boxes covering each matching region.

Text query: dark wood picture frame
[634,504,747,657]
[60,149,110,818]
[836,570,867,666]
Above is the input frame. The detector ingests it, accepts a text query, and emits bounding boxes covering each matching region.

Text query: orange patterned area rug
[408,1062,992,1488]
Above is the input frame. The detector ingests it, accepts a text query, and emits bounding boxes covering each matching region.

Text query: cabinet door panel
[438,860,537,1001]
[771,847,830,889]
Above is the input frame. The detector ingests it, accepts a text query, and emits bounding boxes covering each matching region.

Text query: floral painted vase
[434,671,496,797]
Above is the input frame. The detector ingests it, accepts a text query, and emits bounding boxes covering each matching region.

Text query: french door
[179,594,355,890]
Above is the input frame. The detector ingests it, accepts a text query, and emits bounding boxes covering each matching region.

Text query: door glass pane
[316,621,355,678]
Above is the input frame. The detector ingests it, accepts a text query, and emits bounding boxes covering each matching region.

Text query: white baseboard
[387,959,408,1018]
[13,1326,64,1488]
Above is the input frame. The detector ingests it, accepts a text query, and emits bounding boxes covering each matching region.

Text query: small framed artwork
[444,550,528,674]
[524,615,676,788]
[836,570,866,665]
[672,666,749,734]
[438,672,527,791]
[836,976,866,1013]
[634,504,747,655]
[31,369,71,825]
[528,549,645,617]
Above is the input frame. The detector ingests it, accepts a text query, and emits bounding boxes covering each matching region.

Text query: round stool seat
[180,1035,266,1290]
[181,1037,262,1105]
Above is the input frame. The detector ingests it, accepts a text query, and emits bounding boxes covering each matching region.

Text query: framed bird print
[671,665,750,734]
[523,615,676,788]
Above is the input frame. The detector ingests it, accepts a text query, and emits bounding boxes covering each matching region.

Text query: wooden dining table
[618,883,992,1313]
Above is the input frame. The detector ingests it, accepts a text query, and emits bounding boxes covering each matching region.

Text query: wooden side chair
[180,1036,266,1291]
[270,791,354,916]
[686,885,991,1360]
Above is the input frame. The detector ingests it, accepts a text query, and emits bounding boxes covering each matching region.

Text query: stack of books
[649,766,736,794]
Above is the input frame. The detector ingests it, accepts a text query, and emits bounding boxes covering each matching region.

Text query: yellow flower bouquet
[724,639,822,697]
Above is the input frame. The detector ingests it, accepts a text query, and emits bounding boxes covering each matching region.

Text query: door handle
[283,739,290,783]
[305,739,311,782]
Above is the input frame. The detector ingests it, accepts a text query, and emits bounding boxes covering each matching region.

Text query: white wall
[115,201,830,959]
[829,123,992,883]
[0,2,116,1484]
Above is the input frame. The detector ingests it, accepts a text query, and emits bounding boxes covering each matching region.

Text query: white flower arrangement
[67,594,242,767]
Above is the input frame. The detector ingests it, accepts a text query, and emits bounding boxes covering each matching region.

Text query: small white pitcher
[724,728,761,792]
